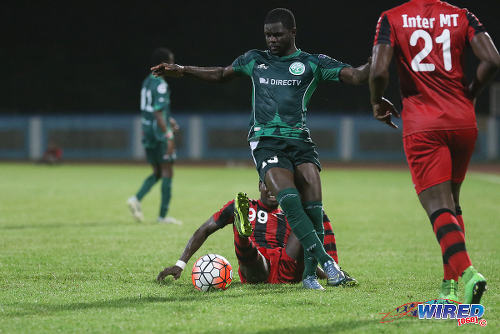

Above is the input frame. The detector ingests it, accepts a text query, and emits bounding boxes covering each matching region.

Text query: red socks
[455,205,465,235]
[430,209,471,280]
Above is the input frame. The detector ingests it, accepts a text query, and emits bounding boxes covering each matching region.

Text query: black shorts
[249,137,321,181]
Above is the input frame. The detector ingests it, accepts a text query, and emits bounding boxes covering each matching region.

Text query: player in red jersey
[369,0,500,304]
[157,182,356,288]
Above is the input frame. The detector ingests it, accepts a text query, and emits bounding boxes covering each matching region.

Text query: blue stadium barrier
[0,116,30,159]
[0,114,497,162]
[40,115,135,159]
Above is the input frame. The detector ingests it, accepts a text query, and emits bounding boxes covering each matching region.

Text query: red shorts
[238,247,302,284]
[403,128,477,194]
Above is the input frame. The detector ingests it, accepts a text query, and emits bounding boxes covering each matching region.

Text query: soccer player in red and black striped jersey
[369,0,500,304]
[157,181,356,287]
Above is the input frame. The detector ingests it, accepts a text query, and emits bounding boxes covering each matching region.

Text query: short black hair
[264,8,296,30]
[151,47,174,67]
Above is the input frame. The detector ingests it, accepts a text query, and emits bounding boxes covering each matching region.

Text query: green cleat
[234,192,252,237]
[462,266,487,304]
[438,279,459,302]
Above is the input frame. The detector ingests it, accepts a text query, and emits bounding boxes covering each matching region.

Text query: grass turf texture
[0,163,498,333]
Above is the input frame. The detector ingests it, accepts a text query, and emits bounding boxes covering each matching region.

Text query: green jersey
[232,49,350,142]
[140,74,172,147]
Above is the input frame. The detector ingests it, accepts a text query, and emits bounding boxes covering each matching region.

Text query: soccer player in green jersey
[128,48,181,225]
[152,8,369,289]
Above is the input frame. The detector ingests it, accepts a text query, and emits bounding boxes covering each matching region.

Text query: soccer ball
[191,254,233,291]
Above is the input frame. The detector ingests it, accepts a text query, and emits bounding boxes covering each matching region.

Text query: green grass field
[0,163,498,333]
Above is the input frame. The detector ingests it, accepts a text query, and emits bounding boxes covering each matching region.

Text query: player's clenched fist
[151,63,185,78]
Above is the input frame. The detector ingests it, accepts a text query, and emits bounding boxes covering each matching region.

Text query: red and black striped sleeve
[212,200,235,229]
[465,10,486,42]
[374,13,393,46]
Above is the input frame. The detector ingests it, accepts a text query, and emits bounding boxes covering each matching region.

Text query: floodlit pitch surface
[0,163,498,333]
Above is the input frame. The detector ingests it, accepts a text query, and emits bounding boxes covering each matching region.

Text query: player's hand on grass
[151,63,185,78]
[157,265,183,281]
[371,97,400,129]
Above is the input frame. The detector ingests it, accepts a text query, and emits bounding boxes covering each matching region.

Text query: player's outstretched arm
[151,63,238,83]
[339,60,371,85]
[369,44,400,129]
[468,32,500,99]
[157,217,220,281]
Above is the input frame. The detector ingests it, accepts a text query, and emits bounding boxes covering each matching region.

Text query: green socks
[303,201,324,279]
[159,177,172,218]
[276,188,332,268]
[135,174,173,218]
[136,174,159,201]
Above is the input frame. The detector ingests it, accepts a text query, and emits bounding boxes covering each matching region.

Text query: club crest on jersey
[289,62,305,75]
[157,83,167,94]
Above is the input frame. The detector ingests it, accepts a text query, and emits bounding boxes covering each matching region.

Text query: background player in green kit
[152,9,369,289]
[128,48,181,225]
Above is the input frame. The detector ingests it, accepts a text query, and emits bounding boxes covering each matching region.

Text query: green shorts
[249,137,321,181]
[144,141,176,164]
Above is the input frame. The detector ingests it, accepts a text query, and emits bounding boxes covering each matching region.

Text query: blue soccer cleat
[303,275,325,290]
[323,260,346,286]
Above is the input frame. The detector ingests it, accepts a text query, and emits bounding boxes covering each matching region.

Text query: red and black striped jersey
[213,199,336,258]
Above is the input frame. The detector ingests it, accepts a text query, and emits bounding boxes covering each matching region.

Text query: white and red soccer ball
[191,254,233,291]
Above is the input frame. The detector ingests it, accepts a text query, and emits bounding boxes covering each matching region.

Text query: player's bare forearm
[154,110,167,134]
[469,62,500,99]
[369,73,389,105]
[151,63,237,83]
[369,44,393,104]
[182,66,237,82]
[178,217,219,263]
[340,62,370,85]
[369,44,400,129]
[157,218,218,282]
[469,32,500,98]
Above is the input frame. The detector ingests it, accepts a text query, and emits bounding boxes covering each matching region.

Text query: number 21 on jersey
[410,29,451,72]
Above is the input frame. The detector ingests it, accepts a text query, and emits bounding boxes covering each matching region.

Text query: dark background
[2,0,499,115]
